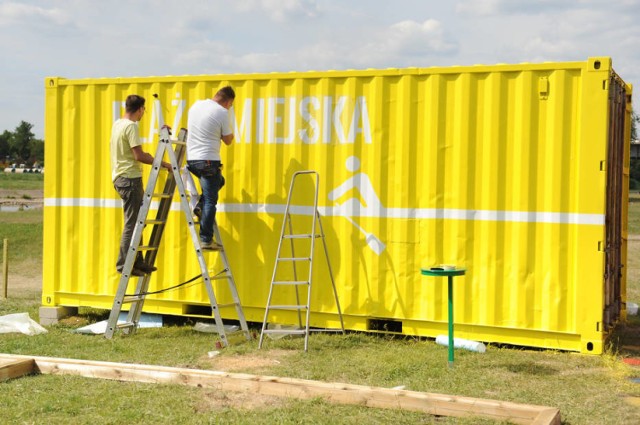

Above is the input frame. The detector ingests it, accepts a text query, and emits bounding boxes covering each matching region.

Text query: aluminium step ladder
[105,115,250,348]
[258,171,344,351]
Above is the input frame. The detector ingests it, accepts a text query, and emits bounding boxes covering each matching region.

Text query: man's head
[213,86,235,110]
[125,95,146,121]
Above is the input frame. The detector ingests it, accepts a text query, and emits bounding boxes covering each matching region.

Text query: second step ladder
[259,171,344,351]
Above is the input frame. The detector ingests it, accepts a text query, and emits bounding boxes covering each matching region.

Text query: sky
[0,0,638,139]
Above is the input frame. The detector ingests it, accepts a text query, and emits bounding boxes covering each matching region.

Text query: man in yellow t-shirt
[110,94,170,276]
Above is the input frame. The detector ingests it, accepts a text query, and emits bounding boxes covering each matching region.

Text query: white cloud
[521,36,576,60]
[455,0,500,16]
[0,0,639,138]
[456,0,583,16]
[384,19,457,56]
[343,19,458,68]
[0,2,70,27]
[234,0,319,22]
[183,18,459,73]
[173,40,234,69]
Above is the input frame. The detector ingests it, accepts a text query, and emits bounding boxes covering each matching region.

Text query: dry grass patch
[196,389,287,412]
[204,349,296,373]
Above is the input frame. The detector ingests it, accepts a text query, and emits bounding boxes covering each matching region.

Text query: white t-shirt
[186,99,232,161]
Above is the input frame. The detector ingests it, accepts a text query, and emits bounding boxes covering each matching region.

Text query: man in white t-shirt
[186,86,235,250]
[110,94,171,275]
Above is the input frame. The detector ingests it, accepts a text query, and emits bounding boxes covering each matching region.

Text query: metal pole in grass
[420,266,467,368]
[2,238,7,298]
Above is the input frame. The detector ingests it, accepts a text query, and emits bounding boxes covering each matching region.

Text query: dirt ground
[0,188,43,208]
[203,349,296,373]
[5,274,41,298]
[1,186,43,297]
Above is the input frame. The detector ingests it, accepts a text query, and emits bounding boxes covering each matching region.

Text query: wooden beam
[0,354,560,424]
[533,408,562,425]
[0,358,35,381]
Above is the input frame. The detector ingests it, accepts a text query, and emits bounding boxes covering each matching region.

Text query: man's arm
[131,146,172,170]
[221,133,234,146]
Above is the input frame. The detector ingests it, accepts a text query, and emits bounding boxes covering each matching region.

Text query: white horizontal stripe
[43,198,605,226]
[44,198,181,212]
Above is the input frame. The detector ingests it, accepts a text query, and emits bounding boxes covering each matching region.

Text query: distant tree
[10,121,35,162]
[0,130,10,161]
[629,110,640,190]
[29,138,44,164]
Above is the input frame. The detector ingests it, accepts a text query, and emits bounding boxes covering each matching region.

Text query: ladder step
[145,219,166,225]
[216,302,240,309]
[268,305,308,310]
[309,328,344,333]
[272,280,310,285]
[122,295,145,303]
[277,257,311,262]
[262,329,307,335]
[152,193,172,198]
[171,140,186,146]
[283,234,320,239]
[116,322,136,329]
[137,245,159,251]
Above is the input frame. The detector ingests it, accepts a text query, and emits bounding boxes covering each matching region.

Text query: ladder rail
[178,161,229,347]
[125,131,185,331]
[302,172,320,351]
[213,224,251,340]
[286,214,303,329]
[144,134,186,268]
[316,209,345,332]
[258,174,298,349]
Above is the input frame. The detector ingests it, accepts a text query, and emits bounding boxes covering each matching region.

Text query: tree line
[0,121,44,167]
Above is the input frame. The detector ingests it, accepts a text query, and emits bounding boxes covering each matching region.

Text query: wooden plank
[532,408,561,425]
[0,354,559,424]
[0,358,35,381]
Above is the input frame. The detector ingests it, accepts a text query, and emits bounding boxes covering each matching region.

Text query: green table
[421,267,467,367]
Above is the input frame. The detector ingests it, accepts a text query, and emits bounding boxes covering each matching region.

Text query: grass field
[1,173,640,424]
[629,193,640,235]
[0,209,42,277]
[0,172,44,190]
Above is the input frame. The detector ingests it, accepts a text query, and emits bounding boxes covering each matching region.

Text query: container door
[603,74,627,328]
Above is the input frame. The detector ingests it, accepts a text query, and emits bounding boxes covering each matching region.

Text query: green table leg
[448,275,454,367]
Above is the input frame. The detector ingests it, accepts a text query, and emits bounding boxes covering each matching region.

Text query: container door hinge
[600,160,606,171]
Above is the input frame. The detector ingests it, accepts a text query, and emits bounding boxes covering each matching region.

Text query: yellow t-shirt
[110,118,143,181]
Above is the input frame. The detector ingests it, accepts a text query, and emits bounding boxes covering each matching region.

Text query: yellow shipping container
[43,57,631,354]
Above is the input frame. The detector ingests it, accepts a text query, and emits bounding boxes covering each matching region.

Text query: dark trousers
[114,176,145,271]
[187,160,225,243]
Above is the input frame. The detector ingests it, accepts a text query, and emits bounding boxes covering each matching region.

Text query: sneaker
[193,199,203,219]
[117,267,146,276]
[193,205,202,220]
[201,240,223,251]
[135,263,157,273]
[131,268,146,276]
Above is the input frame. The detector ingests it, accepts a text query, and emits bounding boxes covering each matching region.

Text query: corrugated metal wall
[43,57,631,353]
